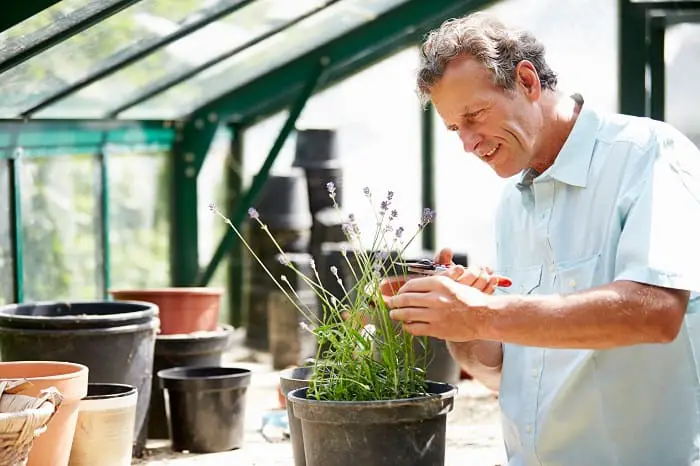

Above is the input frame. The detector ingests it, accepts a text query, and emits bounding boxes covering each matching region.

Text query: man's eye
[467,110,483,119]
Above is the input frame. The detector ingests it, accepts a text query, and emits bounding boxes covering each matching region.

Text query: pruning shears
[395,259,513,288]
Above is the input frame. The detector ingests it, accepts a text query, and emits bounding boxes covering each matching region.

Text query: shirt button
[569,279,576,288]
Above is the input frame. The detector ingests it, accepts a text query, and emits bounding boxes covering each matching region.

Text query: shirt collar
[517,94,601,191]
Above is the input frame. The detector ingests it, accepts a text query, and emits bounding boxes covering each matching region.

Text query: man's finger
[402,321,433,337]
[384,290,435,310]
[396,276,451,295]
[435,248,453,266]
[389,307,434,323]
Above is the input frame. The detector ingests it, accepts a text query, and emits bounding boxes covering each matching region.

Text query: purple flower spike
[363,187,371,197]
[326,181,336,196]
[395,226,405,238]
[420,208,436,226]
[208,202,216,212]
[248,207,259,220]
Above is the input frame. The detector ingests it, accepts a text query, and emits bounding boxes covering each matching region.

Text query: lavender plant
[209,182,436,402]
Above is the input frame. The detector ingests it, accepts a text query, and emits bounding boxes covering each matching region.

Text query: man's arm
[447,340,502,391]
[476,280,689,348]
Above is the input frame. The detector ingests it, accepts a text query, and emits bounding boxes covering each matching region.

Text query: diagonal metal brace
[196,58,328,286]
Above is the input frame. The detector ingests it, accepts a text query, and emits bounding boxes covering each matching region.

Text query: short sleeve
[614,126,700,292]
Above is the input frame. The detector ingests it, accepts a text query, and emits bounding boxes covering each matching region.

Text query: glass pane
[21,155,100,301]
[665,22,700,147]
[242,48,423,255]
[120,0,409,119]
[0,0,238,118]
[37,0,333,118]
[108,150,170,289]
[0,160,13,305]
[0,0,122,65]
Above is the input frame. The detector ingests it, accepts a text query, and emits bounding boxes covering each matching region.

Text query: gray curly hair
[416,12,558,107]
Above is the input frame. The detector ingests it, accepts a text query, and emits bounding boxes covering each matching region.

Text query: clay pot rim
[155,323,234,340]
[0,361,88,380]
[109,287,224,296]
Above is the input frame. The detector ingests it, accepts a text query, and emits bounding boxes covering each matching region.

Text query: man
[383,11,700,466]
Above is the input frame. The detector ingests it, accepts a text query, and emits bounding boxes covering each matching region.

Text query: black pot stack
[292,129,355,322]
[246,171,312,352]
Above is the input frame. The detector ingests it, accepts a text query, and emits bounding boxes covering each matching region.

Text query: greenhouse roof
[0,0,502,126]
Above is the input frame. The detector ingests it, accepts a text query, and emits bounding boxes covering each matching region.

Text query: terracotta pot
[109,287,223,335]
[0,361,89,466]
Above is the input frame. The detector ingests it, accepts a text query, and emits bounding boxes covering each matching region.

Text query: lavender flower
[330,265,339,276]
[387,191,394,201]
[278,255,290,266]
[390,209,398,220]
[380,200,389,213]
[248,207,259,220]
[395,226,405,238]
[208,202,216,212]
[420,208,436,227]
[363,187,371,197]
[326,181,336,198]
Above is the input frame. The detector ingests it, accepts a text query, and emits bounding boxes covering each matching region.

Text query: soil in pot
[109,287,223,335]
[288,381,457,466]
[279,366,314,466]
[69,383,138,466]
[0,301,159,458]
[148,324,233,439]
[0,361,89,466]
[158,366,252,453]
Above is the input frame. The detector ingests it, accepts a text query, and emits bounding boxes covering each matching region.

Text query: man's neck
[528,92,583,174]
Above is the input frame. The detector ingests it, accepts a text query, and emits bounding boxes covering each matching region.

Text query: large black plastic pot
[0,301,159,458]
[289,382,457,466]
[279,366,314,466]
[148,324,234,439]
[158,366,252,453]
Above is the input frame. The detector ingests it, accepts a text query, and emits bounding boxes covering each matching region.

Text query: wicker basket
[0,380,63,466]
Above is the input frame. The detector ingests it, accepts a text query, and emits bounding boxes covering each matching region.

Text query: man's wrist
[473,293,514,341]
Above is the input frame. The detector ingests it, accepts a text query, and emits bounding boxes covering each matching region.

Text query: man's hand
[383,267,493,341]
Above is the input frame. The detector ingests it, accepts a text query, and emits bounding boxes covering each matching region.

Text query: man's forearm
[447,339,502,391]
[478,280,689,349]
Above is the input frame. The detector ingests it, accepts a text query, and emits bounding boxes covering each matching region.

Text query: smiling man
[384,12,700,466]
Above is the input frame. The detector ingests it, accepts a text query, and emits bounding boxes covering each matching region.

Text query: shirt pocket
[556,254,601,293]
[499,264,543,295]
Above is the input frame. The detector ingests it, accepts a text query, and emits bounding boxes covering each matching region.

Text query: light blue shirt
[494,95,700,466]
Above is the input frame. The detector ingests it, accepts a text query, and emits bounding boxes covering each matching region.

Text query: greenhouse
[0,0,698,464]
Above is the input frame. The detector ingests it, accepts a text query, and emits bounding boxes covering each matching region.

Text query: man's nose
[458,129,480,154]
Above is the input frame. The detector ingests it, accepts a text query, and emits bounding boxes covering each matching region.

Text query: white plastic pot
[69,383,138,466]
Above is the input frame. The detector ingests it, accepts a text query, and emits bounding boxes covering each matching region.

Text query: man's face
[430,55,544,178]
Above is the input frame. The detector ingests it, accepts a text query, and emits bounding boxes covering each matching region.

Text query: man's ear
[515,60,541,101]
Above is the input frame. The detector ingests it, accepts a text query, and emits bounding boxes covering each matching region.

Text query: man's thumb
[435,248,453,266]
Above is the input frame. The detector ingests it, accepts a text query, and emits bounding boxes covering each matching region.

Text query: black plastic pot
[289,382,457,466]
[279,366,314,466]
[148,324,234,439]
[158,366,252,453]
[293,128,341,170]
[0,301,158,458]
[253,170,312,231]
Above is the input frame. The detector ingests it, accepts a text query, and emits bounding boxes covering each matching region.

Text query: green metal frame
[189,0,496,125]
[619,0,700,117]
[0,119,174,301]
[1,1,61,34]
[20,0,259,117]
[0,0,141,75]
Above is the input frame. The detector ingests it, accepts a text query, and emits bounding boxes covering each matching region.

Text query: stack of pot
[292,129,355,321]
[108,288,234,441]
[0,301,158,460]
[247,171,319,368]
